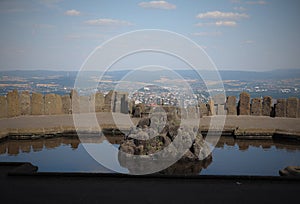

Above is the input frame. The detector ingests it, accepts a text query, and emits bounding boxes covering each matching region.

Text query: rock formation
[118,108,211,174]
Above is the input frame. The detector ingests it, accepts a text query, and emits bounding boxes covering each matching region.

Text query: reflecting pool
[0,136,299,176]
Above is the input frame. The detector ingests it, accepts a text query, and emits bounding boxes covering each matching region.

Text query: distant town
[0,69,299,106]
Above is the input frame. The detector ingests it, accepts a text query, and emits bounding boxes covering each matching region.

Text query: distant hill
[1,69,299,82]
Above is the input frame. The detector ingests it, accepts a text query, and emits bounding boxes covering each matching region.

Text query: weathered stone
[94,92,105,112]
[199,103,208,117]
[226,96,237,115]
[262,96,272,116]
[217,104,226,115]
[44,94,63,115]
[207,99,214,116]
[298,100,300,118]
[128,100,135,115]
[187,106,199,119]
[70,90,80,113]
[251,98,262,116]
[104,90,115,112]
[133,106,142,118]
[275,99,286,117]
[0,95,7,118]
[238,92,250,115]
[286,97,298,118]
[7,90,20,117]
[31,92,44,115]
[19,91,31,115]
[79,95,90,113]
[137,118,151,128]
[61,95,71,114]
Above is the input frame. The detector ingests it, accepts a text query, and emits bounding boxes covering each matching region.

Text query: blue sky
[0,0,299,71]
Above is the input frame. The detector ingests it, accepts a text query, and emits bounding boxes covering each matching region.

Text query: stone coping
[0,114,300,141]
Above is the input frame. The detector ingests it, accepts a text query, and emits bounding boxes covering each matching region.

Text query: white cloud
[246,1,267,5]
[65,9,81,16]
[196,11,249,19]
[192,32,222,37]
[195,21,237,27]
[85,18,133,26]
[216,21,237,26]
[233,6,247,11]
[138,1,176,10]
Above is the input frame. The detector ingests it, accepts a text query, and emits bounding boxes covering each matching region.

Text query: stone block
[250,98,262,116]
[199,103,208,117]
[298,100,300,118]
[44,94,63,115]
[19,91,31,115]
[275,99,286,117]
[94,92,105,112]
[262,96,272,116]
[286,97,298,118]
[0,95,7,118]
[217,104,226,115]
[104,90,115,112]
[226,96,237,115]
[7,90,20,117]
[238,92,250,115]
[70,90,80,113]
[31,92,44,115]
[207,99,214,116]
[79,95,90,113]
[61,95,71,114]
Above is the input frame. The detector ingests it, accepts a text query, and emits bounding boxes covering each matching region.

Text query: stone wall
[1,90,299,118]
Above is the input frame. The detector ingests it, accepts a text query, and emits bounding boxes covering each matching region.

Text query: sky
[0,0,300,71]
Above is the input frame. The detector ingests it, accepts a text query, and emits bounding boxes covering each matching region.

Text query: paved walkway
[0,113,300,139]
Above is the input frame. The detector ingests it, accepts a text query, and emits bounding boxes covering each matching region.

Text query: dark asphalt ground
[0,163,299,204]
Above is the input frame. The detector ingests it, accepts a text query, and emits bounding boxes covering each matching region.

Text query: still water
[0,136,300,176]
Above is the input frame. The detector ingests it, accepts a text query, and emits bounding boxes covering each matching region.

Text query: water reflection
[0,136,300,175]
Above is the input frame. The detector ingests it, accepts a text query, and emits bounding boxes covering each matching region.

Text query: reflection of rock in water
[118,107,212,174]
[159,155,212,175]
